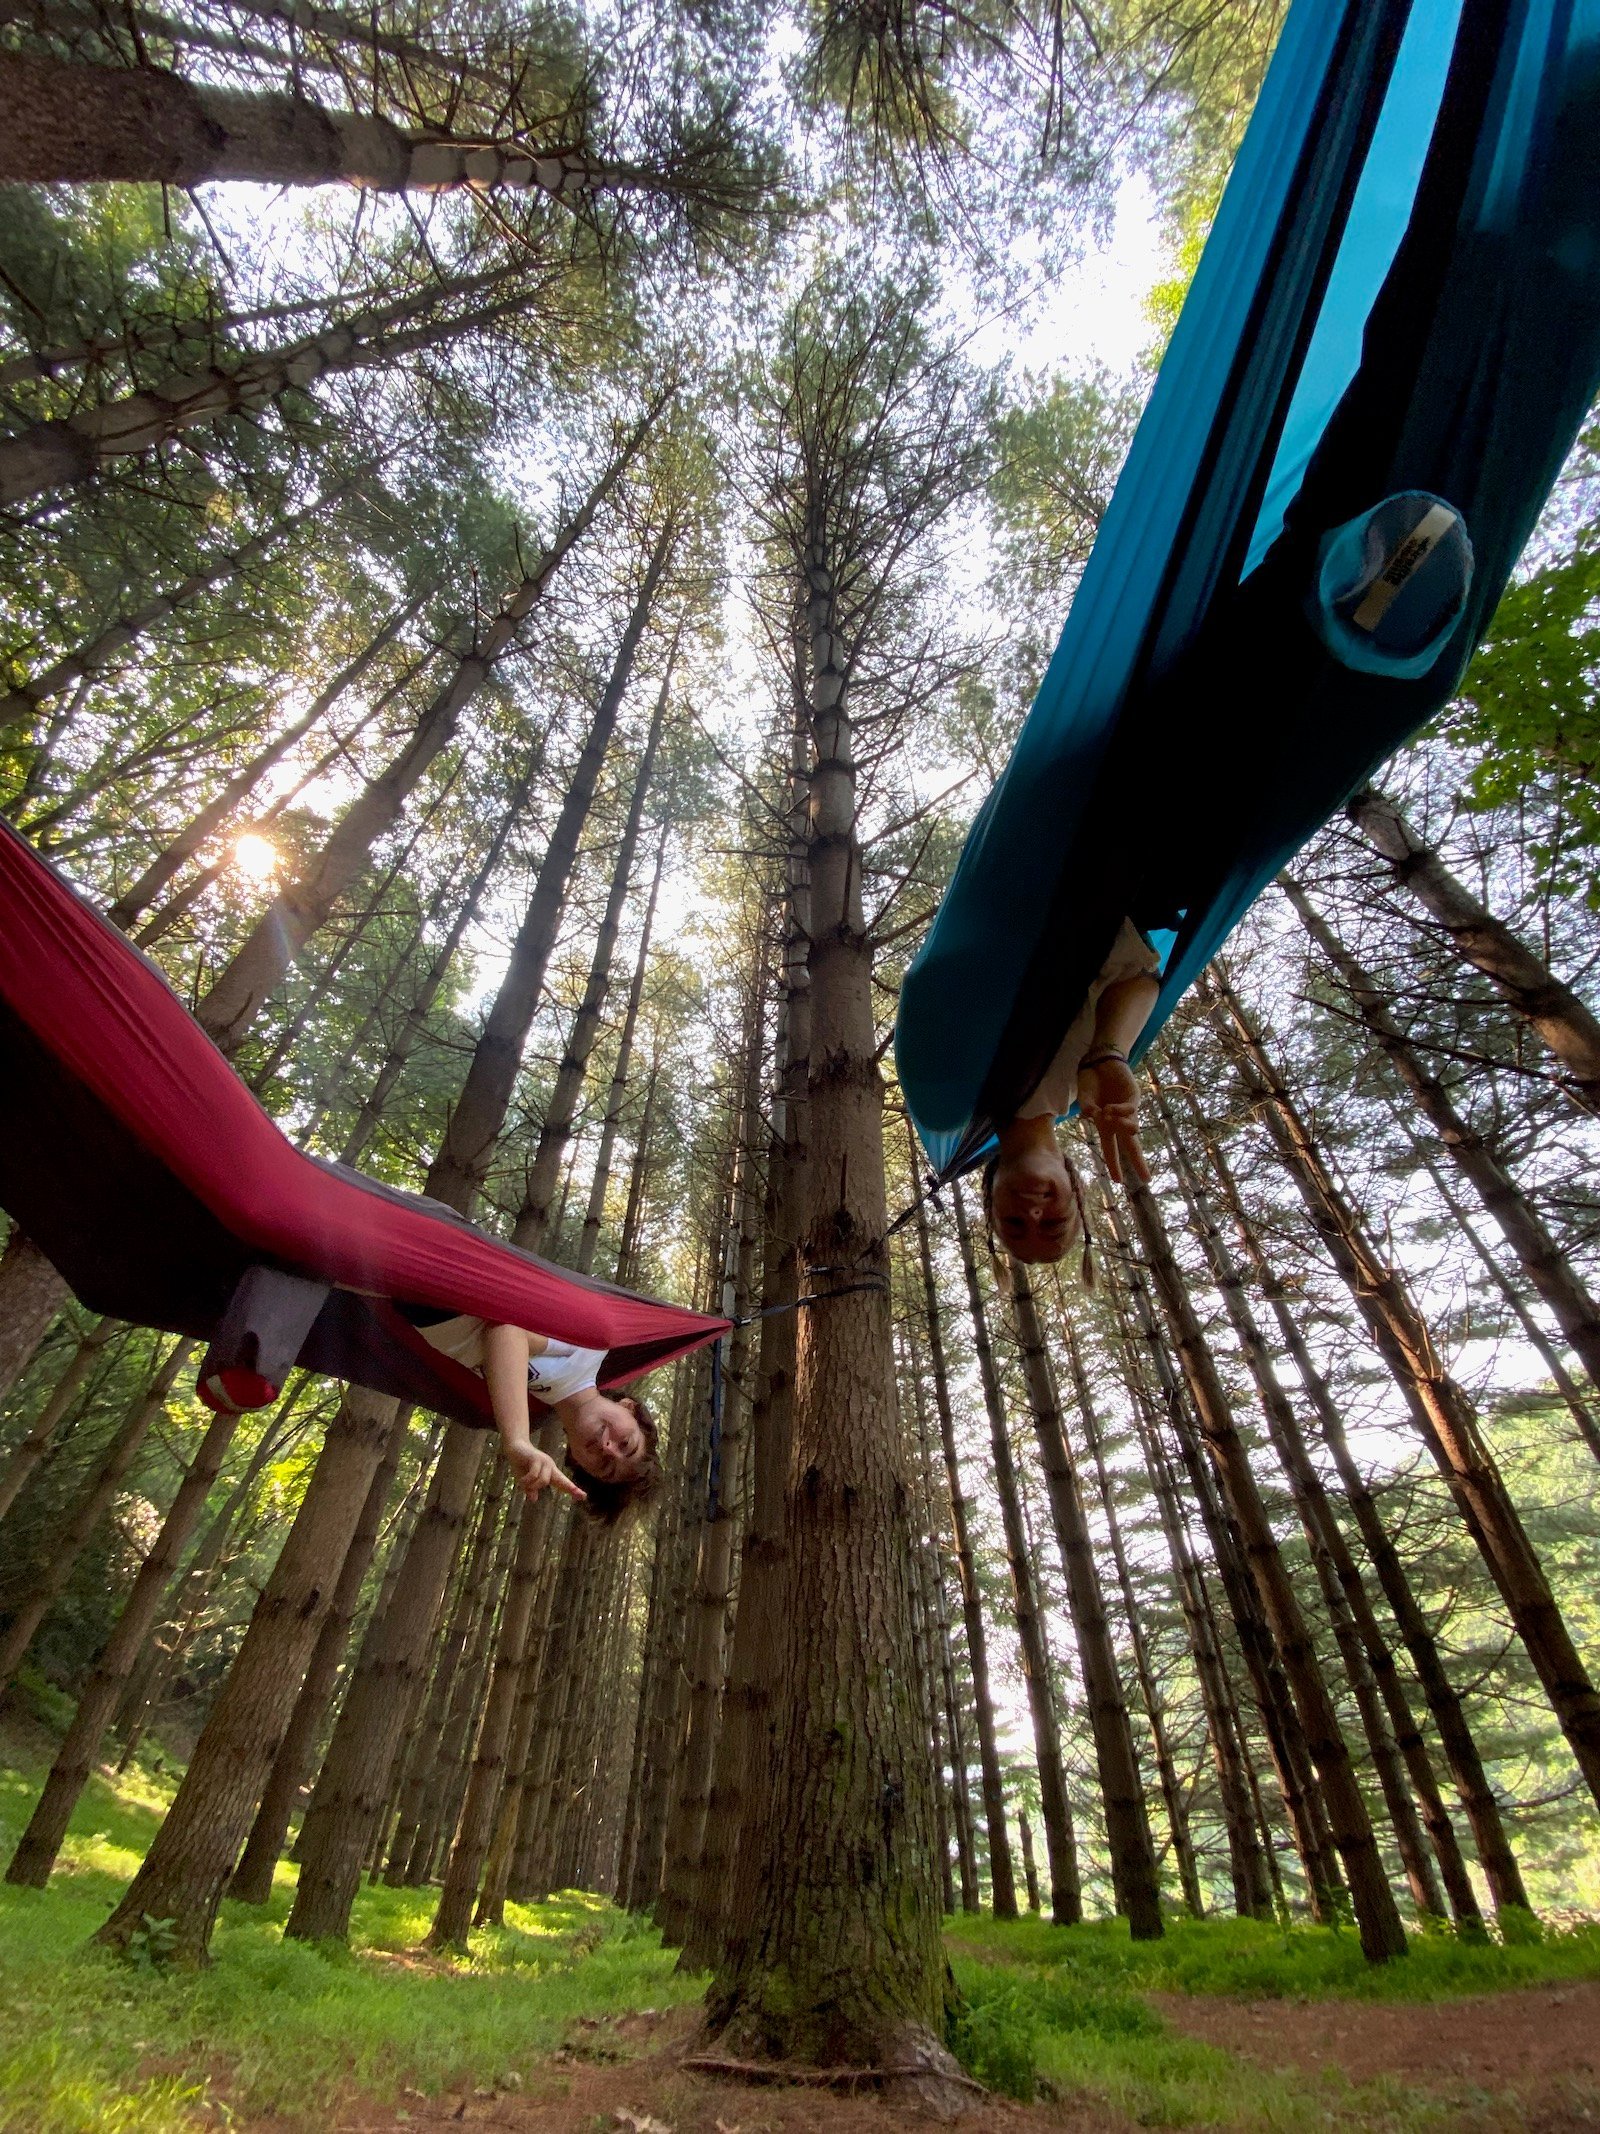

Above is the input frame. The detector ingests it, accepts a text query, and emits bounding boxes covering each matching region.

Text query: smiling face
[987,1140,1082,1264]
[566,1393,649,1485]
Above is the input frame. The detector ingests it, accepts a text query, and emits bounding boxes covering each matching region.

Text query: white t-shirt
[1020,917,1161,1121]
[526,1339,607,1404]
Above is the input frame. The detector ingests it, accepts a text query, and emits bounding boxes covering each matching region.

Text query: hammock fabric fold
[896,0,1600,1179]
[0,818,728,1424]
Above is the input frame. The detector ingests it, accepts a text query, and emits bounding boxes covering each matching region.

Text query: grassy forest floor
[3,1710,1598,2134]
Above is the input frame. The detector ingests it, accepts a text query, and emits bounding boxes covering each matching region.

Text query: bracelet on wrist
[1082,1046,1127,1069]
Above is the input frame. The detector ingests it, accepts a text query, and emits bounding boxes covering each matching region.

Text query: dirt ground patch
[254,2004,1131,2134]
[1150,1977,1600,2126]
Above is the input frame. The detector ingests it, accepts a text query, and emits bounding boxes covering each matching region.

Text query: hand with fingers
[505,1437,586,1505]
[1078,1051,1151,1187]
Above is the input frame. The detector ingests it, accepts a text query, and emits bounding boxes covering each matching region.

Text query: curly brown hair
[564,1392,661,1526]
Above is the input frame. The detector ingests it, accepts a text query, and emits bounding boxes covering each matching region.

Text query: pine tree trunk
[913,1183,1017,1917]
[1103,1191,1342,1922]
[0,482,360,737]
[196,462,647,1055]
[96,1388,404,1960]
[0,48,716,199]
[103,594,424,929]
[661,965,764,1960]
[411,1488,517,1883]
[113,1391,312,1761]
[385,1461,509,1884]
[575,824,670,1274]
[1152,1094,1449,1923]
[704,541,960,2099]
[1210,971,1600,1814]
[429,1473,564,1945]
[0,264,535,503]
[904,1311,980,1914]
[1125,1174,1407,1962]
[0,1232,74,1410]
[0,1315,115,1523]
[513,670,671,1249]
[0,1337,196,1696]
[1284,872,1600,1401]
[7,1388,244,1884]
[333,760,537,1166]
[951,1183,1081,1925]
[1169,1067,1492,1932]
[1062,1295,1204,1918]
[230,1415,408,1903]
[1347,788,1600,1110]
[1008,1264,1162,1936]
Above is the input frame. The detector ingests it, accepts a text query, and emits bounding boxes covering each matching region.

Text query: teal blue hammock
[896,0,1600,1180]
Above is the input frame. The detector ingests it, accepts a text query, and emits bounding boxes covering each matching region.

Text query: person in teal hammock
[983,921,1160,1267]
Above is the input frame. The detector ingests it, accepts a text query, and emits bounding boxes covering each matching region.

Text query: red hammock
[0,818,728,1424]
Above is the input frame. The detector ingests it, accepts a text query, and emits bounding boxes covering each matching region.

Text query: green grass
[947,1908,1600,2003]
[5,1735,1599,2134]
[945,1912,1600,2126]
[0,1753,705,2133]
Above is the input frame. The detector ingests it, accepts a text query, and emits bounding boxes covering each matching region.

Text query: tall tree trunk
[429,1468,565,1946]
[912,1179,1017,1917]
[1061,1293,1203,1917]
[951,1183,1081,1926]
[1347,787,1600,1110]
[1284,871,1600,1401]
[196,459,649,1055]
[96,1386,404,1960]
[1150,1089,1448,1924]
[513,671,671,1249]
[1210,969,1600,1814]
[0,48,721,200]
[1103,1192,1332,1919]
[1112,1303,1268,1918]
[1408,1141,1600,1464]
[384,1461,509,1884]
[103,593,425,929]
[229,1414,409,1903]
[1169,1064,1492,1931]
[0,1316,116,1522]
[667,964,765,1966]
[0,1232,75,1409]
[0,1337,196,1696]
[0,264,535,504]
[333,755,538,1166]
[0,480,364,737]
[575,820,669,1274]
[705,538,960,2100]
[904,1315,980,1914]
[7,1388,247,1885]
[1008,1263,1162,1936]
[1124,1173,1407,1962]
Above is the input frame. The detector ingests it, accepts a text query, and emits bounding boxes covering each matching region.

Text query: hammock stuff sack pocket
[895,0,1600,1181]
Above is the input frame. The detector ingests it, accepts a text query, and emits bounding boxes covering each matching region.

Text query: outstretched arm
[1077,973,1159,1186]
[482,1323,585,1503]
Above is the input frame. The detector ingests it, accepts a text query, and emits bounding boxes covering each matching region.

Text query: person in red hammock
[393,1307,660,1521]
[983,920,1160,1267]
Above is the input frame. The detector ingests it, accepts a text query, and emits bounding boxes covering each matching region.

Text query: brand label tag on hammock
[1352,502,1460,630]
[1311,491,1473,680]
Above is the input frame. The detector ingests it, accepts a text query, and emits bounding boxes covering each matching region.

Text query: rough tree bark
[1347,787,1600,1110]
[913,1180,1017,1918]
[1125,1173,1407,1962]
[1284,871,1600,1396]
[1209,969,1600,1815]
[1007,1263,1162,1936]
